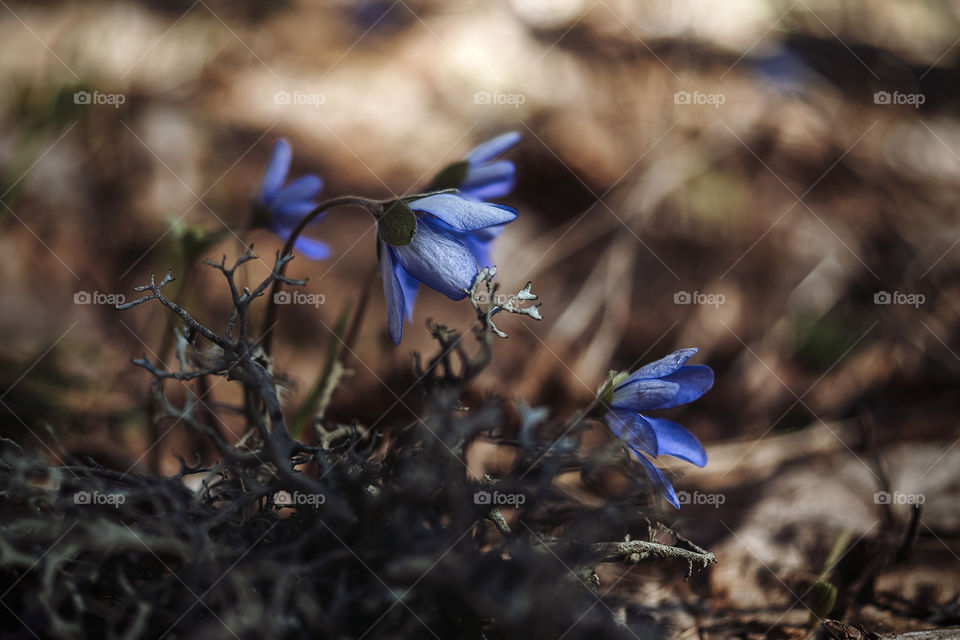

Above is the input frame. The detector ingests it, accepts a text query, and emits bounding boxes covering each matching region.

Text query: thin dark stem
[261,196,380,357]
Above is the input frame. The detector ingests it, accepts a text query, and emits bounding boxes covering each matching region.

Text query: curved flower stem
[261,195,380,357]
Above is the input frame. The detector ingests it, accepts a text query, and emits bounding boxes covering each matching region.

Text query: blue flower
[255,139,330,260]
[378,194,517,344]
[601,348,714,509]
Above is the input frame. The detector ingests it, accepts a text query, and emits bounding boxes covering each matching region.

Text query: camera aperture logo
[874,491,924,505]
[674,90,725,108]
[474,91,526,109]
[74,291,126,305]
[74,90,126,109]
[873,91,924,109]
[273,291,326,308]
[676,490,724,508]
[473,490,525,506]
[874,290,924,308]
[274,91,325,108]
[674,290,725,308]
[473,291,510,306]
[74,491,126,507]
[275,491,326,507]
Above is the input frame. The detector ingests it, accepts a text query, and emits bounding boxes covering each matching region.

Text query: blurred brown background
[2,0,960,637]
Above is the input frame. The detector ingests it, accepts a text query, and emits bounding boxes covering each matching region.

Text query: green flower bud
[378,200,417,247]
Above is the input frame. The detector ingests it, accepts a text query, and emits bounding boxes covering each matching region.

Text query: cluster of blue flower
[253,133,712,508]
[255,132,519,344]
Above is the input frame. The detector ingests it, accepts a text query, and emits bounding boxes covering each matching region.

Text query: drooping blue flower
[378,193,517,344]
[255,139,330,260]
[601,348,714,509]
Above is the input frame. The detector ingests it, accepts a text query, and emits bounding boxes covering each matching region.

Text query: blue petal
[604,408,657,457]
[274,227,330,261]
[462,233,494,269]
[259,139,291,205]
[292,235,331,261]
[420,218,500,269]
[465,132,521,166]
[273,202,324,229]
[645,417,707,467]
[393,221,478,300]
[394,259,420,322]
[422,217,504,243]
[635,453,680,509]
[469,224,504,243]
[611,379,681,412]
[272,175,323,209]
[461,161,516,200]
[380,242,405,344]
[462,178,516,202]
[654,365,715,410]
[410,194,517,232]
[463,161,514,187]
[618,348,699,387]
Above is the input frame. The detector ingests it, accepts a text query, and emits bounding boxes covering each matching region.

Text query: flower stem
[261,195,380,357]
